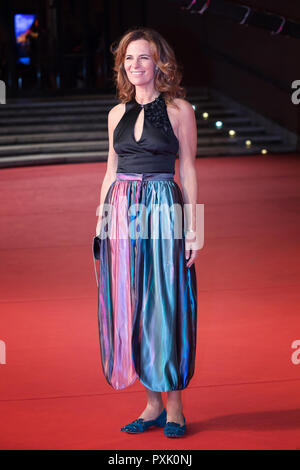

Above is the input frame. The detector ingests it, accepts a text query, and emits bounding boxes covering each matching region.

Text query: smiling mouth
[131,71,144,74]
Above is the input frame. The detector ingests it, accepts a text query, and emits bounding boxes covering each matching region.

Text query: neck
[134,88,160,105]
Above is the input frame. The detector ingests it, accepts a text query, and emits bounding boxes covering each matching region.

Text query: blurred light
[261,148,268,154]
[245,139,252,147]
[215,120,223,128]
[228,129,236,137]
[202,112,209,119]
[18,57,30,65]
[192,104,196,111]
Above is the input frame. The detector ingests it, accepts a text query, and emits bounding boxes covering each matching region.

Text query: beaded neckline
[129,92,179,146]
[133,93,162,108]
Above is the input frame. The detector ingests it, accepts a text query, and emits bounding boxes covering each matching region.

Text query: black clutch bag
[92,235,102,260]
[92,235,102,287]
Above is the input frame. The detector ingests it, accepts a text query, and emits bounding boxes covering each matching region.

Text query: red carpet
[0,154,300,450]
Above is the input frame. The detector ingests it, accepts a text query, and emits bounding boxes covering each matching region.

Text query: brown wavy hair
[110,27,186,107]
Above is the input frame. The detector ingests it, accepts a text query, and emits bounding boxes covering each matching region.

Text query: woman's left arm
[176,98,199,268]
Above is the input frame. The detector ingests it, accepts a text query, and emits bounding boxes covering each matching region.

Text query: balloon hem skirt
[96,172,197,392]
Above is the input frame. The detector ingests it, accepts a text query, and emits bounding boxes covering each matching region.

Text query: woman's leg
[137,387,165,420]
[166,390,185,426]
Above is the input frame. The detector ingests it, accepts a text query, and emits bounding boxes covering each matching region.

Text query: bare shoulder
[172,97,195,116]
[108,102,126,129]
[168,97,194,119]
[167,98,195,132]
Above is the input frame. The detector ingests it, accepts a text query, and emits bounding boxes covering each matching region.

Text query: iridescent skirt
[97,172,197,392]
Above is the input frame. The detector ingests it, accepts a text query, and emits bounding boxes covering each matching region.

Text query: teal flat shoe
[120,408,167,433]
[164,416,186,438]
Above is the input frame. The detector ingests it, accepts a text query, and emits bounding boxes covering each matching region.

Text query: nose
[132,58,142,68]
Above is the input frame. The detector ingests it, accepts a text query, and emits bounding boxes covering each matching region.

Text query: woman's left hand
[185,235,200,268]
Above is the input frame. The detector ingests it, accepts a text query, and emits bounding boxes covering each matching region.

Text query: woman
[95,27,199,438]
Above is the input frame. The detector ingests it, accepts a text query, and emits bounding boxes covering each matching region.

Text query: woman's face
[124,39,156,87]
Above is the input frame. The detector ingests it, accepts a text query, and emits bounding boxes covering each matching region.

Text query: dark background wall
[144,0,300,135]
[230,0,300,18]
[1,0,299,136]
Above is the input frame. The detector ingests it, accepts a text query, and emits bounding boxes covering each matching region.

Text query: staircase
[0,89,296,168]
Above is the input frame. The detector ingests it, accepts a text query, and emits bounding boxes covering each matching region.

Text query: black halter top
[113,93,179,175]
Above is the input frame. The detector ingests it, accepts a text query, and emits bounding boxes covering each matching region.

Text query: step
[0,89,294,168]
[0,143,295,169]
[0,125,268,145]
[0,134,284,157]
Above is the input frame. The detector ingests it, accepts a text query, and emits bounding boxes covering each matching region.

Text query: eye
[125,56,149,60]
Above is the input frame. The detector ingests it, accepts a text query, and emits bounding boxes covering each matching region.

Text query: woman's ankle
[146,400,164,411]
[166,401,183,413]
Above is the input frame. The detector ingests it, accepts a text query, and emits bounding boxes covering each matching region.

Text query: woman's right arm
[96,103,124,235]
